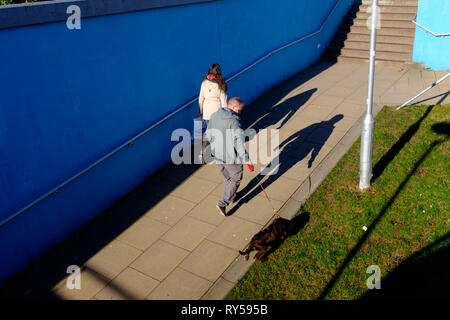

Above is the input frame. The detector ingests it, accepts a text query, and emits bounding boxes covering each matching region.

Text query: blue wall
[0,0,354,285]
[412,0,450,70]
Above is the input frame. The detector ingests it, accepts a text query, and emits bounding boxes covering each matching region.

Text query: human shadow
[228,114,344,217]
[431,121,450,137]
[371,105,434,183]
[262,212,311,261]
[360,233,450,300]
[202,87,319,164]
[243,88,318,133]
[239,62,334,132]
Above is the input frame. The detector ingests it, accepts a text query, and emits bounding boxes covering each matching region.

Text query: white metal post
[359,0,378,190]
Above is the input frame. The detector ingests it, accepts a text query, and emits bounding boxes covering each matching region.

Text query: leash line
[254,174,281,219]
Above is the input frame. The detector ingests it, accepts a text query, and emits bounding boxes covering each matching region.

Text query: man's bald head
[228,97,244,114]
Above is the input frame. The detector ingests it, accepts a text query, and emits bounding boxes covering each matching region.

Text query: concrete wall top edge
[0,0,217,29]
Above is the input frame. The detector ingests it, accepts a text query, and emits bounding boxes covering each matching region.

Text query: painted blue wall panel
[412,0,450,70]
[0,0,354,285]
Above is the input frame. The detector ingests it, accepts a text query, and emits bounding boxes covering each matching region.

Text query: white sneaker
[216,205,226,217]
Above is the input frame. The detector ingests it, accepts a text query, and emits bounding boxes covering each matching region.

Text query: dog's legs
[253,243,268,261]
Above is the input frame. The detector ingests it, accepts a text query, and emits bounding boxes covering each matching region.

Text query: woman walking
[198,63,228,162]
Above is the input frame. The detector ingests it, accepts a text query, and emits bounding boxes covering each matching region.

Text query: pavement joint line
[130,238,193,285]
[160,217,217,252]
[142,213,176,228]
[127,266,161,284]
[168,191,208,205]
[165,194,201,206]
[95,265,160,300]
[143,265,216,300]
[155,237,200,255]
[114,237,145,253]
[177,264,223,284]
[204,235,259,253]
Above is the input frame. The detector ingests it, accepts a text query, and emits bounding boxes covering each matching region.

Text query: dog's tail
[239,248,252,260]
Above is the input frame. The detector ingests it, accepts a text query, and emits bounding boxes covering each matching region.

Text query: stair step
[349,17,414,29]
[356,11,415,21]
[339,48,411,61]
[359,5,417,13]
[334,56,422,69]
[322,54,406,64]
[360,0,418,5]
[332,39,413,52]
[337,32,414,44]
[324,0,419,65]
[342,25,416,36]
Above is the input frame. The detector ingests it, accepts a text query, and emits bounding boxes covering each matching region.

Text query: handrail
[396,11,450,110]
[396,72,450,110]
[0,0,345,227]
[412,13,450,38]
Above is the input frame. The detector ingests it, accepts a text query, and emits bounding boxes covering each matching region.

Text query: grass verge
[227,104,449,300]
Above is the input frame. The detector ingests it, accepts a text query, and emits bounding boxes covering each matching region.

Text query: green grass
[0,0,41,5]
[227,104,450,300]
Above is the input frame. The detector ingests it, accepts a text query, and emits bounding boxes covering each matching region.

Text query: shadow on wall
[0,61,337,300]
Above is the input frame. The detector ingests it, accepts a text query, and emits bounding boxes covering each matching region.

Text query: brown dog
[239,217,294,262]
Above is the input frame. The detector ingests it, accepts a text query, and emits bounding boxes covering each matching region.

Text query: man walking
[205,97,254,216]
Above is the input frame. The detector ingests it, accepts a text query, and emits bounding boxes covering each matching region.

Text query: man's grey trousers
[217,162,243,207]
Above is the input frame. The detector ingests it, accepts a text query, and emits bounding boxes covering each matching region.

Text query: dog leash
[254,174,281,219]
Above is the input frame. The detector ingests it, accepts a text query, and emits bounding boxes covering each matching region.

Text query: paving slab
[161,216,216,251]
[146,267,212,300]
[187,194,227,226]
[298,103,336,120]
[170,176,218,203]
[84,240,142,281]
[207,216,263,251]
[130,240,189,281]
[94,267,159,300]
[143,195,196,226]
[117,216,171,251]
[53,267,110,300]
[233,195,283,225]
[180,240,237,282]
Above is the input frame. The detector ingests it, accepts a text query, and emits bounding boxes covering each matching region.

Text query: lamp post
[359,0,378,190]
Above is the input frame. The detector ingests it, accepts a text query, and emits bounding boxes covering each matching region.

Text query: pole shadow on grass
[227,114,344,216]
[360,232,450,300]
[318,134,448,299]
[371,105,434,183]
[361,121,449,300]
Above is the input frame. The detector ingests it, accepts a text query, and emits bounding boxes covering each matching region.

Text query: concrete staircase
[323,0,423,67]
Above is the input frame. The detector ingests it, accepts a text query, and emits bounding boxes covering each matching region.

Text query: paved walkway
[1,60,448,300]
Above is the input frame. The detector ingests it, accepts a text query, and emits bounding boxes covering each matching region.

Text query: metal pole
[359,0,378,190]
